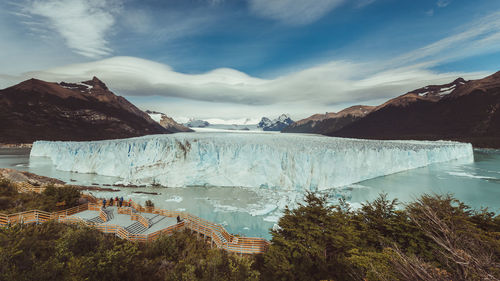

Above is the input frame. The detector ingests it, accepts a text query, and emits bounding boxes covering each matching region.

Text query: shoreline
[0,168,120,192]
[0,143,32,148]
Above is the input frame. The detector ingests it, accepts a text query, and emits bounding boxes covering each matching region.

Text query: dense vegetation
[259,193,500,281]
[1,177,499,280]
[0,223,259,281]
[0,179,80,213]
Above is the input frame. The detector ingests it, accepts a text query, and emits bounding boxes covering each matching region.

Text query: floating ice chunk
[272,224,282,231]
[448,171,496,180]
[165,196,183,203]
[263,215,281,222]
[248,204,277,216]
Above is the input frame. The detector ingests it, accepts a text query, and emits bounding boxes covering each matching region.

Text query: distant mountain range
[283,105,375,134]
[258,114,294,131]
[285,72,500,148]
[185,119,210,128]
[145,110,193,132]
[0,77,169,143]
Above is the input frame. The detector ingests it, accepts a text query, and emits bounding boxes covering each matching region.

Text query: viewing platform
[69,206,178,235]
[0,181,271,255]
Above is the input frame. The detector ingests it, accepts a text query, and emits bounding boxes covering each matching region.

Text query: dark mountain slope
[283,105,375,134]
[330,72,500,148]
[0,77,169,143]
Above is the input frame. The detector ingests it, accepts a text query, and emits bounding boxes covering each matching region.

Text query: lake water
[1,146,499,240]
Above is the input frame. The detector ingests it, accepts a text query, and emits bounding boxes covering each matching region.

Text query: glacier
[30,133,474,191]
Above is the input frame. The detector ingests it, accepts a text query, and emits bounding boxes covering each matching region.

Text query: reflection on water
[0,148,499,239]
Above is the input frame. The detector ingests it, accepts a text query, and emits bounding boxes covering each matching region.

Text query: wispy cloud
[248,0,345,25]
[9,11,498,119]
[18,0,121,58]
[356,0,376,9]
[1,4,499,120]
[436,0,452,8]
[13,56,485,111]
[391,11,500,67]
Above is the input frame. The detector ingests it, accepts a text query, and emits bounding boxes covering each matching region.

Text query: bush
[0,179,81,213]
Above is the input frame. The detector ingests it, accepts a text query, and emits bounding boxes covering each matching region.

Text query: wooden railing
[127,200,270,254]
[88,200,270,254]
[88,203,102,211]
[131,212,150,228]
[16,182,46,194]
[117,207,132,215]
[0,203,89,226]
[99,208,108,222]
[0,193,271,254]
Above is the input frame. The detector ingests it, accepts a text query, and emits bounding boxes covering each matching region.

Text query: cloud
[356,0,376,8]
[436,0,452,8]
[19,0,121,58]
[390,11,500,67]
[248,0,345,25]
[8,56,485,110]
[1,9,498,120]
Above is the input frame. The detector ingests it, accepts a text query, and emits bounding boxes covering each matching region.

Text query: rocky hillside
[0,77,169,143]
[145,110,193,132]
[283,105,375,134]
[329,72,500,148]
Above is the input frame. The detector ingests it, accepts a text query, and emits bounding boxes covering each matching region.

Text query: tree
[262,192,358,281]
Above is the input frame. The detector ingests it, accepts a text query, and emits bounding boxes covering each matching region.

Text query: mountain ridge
[285,71,500,148]
[0,77,170,143]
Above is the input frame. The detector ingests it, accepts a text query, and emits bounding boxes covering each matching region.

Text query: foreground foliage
[1,176,499,280]
[0,223,259,281]
[0,179,80,213]
[260,193,500,281]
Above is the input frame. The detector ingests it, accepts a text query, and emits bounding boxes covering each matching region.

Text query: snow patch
[148,113,162,123]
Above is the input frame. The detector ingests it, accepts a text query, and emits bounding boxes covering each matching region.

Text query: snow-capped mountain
[258,114,294,131]
[185,119,210,128]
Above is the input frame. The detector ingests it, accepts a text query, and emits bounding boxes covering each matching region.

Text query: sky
[1,0,500,123]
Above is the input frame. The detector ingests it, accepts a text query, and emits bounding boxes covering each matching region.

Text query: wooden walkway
[0,181,270,255]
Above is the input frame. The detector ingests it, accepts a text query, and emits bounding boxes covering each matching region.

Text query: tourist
[109,197,114,207]
[115,196,119,205]
[177,215,182,223]
[119,197,123,207]
[102,199,106,209]
[129,198,132,207]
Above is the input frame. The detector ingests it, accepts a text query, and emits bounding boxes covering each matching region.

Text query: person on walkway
[119,197,123,207]
[102,199,107,209]
[109,197,114,207]
[177,215,182,223]
[128,198,132,207]
[115,196,119,205]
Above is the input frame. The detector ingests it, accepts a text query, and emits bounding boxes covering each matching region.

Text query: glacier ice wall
[30,133,474,191]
